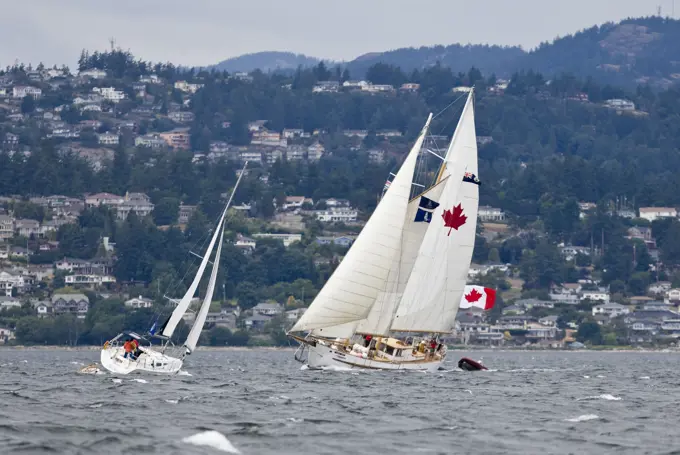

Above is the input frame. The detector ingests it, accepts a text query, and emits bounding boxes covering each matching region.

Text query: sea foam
[182,430,241,454]
[566,414,599,422]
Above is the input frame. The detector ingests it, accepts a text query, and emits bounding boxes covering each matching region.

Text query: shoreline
[1,345,678,353]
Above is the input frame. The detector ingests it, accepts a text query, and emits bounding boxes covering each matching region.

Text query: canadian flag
[459,286,496,310]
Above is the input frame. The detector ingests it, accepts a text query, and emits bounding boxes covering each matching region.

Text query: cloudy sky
[1,0,668,68]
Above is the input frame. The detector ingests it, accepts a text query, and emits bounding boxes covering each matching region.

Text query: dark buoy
[458,357,487,371]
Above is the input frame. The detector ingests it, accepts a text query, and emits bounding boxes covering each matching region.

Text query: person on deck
[363,334,372,348]
[130,338,141,360]
[123,339,134,359]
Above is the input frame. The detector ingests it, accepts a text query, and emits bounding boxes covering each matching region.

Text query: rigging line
[431,91,468,120]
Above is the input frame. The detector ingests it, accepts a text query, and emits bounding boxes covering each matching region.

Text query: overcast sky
[1,0,669,68]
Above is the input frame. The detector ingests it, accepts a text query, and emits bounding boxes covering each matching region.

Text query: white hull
[100,346,183,375]
[306,342,443,372]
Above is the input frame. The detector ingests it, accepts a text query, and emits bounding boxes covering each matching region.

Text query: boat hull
[306,341,443,372]
[100,346,183,375]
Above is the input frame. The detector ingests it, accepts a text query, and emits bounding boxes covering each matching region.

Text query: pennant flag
[459,286,496,310]
[414,195,440,223]
[148,321,158,335]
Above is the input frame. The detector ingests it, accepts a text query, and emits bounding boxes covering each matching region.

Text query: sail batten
[290,114,433,332]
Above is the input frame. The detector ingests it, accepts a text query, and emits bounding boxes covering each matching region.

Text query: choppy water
[1,349,678,454]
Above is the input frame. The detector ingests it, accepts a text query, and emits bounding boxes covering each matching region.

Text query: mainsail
[291,114,433,333]
[391,90,479,333]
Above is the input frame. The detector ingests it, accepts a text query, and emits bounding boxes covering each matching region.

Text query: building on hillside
[33,300,53,317]
[638,207,677,222]
[168,111,195,123]
[79,69,108,79]
[312,81,340,93]
[264,148,284,164]
[85,192,125,207]
[92,86,125,102]
[367,149,385,163]
[315,208,358,223]
[178,204,197,224]
[135,134,166,149]
[478,206,505,222]
[51,293,89,318]
[12,86,42,99]
[0,326,15,343]
[15,219,41,237]
[286,145,306,161]
[125,295,154,309]
[97,132,119,146]
[400,83,420,92]
[307,142,325,161]
[159,128,190,150]
[0,215,15,240]
[252,302,283,316]
[560,245,591,261]
[343,80,369,90]
[206,310,237,330]
[115,192,154,221]
[648,281,672,295]
[252,233,302,247]
[363,84,395,93]
[592,302,630,318]
[604,99,635,111]
[174,81,203,93]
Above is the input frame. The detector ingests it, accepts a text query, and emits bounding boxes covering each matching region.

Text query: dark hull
[458,357,487,371]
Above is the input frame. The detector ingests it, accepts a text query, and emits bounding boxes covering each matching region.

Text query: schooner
[289,90,480,371]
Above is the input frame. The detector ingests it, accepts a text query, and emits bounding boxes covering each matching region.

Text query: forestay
[291,114,433,332]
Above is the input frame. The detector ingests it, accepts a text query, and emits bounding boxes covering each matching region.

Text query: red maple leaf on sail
[442,203,467,236]
[465,288,483,303]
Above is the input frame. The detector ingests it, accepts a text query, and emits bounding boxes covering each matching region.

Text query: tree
[152,197,180,225]
[21,95,36,114]
[576,320,602,345]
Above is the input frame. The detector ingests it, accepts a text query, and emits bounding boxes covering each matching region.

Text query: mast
[290,114,433,334]
[160,162,248,339]
[391,89,479,333]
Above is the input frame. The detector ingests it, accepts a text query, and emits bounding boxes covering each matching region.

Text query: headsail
[184,226,224,353]
[391,90,479,333]
[161,162,248,339]
[291,114,433,332]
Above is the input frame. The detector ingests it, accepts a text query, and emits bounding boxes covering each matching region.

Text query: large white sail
[161,210,227,338]
[291,114,433,332]
[354,178,448,336]
[184,227,224,352]
[391,91,479,333]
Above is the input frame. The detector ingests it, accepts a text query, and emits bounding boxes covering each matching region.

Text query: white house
[307,142,325,161]
[98,132,119,146]
[174,81,203,93]
[252,302,283,316]
[666,288,680,304]
[252,233,302,247]
[125,295,154,309]
[639,207,677,222]
[12,86,42,99]
[604,99,635,111]
[79,69,108,79]
[592,302,630,318]
[478,206,506,222]
[0,326,15,343]
[315,208,358,223]
[92,87,125,103]
[85,192,125,207]
[580,290,610,303]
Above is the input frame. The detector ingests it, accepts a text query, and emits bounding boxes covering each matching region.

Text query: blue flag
[149,321,157,335]
[414,196,440,223]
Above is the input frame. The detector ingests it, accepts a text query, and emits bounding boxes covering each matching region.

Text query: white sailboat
[99,164,247,375]
[289,90,480,371]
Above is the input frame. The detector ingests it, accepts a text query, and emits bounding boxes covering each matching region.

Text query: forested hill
[519,17,680,88]
[209,52,322,73]
[211,17,680,89]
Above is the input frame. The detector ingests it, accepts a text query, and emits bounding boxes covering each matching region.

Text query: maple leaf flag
[442,203,467,235]
[459,286,496,310]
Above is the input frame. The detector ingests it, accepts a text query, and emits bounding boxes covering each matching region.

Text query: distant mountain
[209,51,324,73]
[345,44,525,78]
[207,17,680,88]
[516,17,680,88]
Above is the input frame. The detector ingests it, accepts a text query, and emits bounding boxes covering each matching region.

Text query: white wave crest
[165,399,179,404]
[111,378,123,384]
[579,394,622,401]
[566,414,599,422]
[640,376,650,379]
[182,430,241,454]
[89,403,103,408]
[299,364,309,370]
[176,370,192,376]
[131,378,148,384]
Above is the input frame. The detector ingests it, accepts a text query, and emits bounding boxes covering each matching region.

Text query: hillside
[207,17,680,88]
[518,17,680,88]
[209,51,322,73]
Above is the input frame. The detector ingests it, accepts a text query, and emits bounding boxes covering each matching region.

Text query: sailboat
[99,164,247,375]
[289,90,479,371]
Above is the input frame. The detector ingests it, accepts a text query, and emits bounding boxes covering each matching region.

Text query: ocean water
[0,349,678,455]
